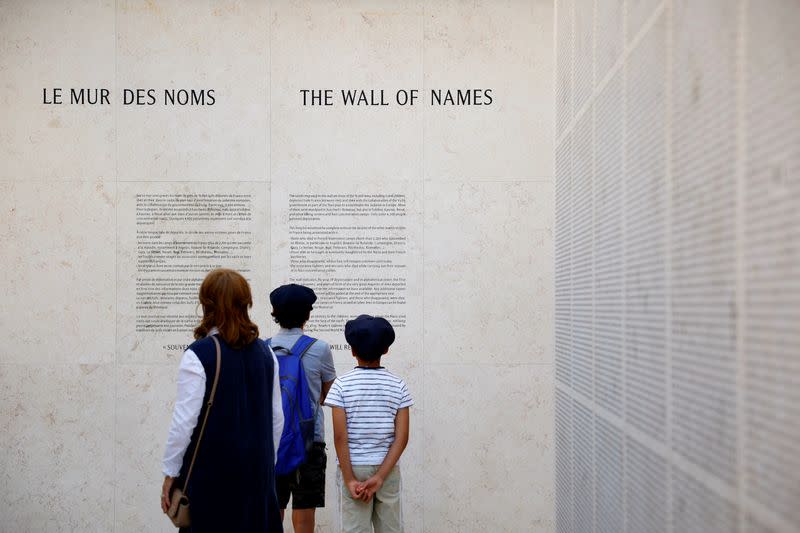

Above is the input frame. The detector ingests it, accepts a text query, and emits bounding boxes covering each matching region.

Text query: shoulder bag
[167,335,222,528]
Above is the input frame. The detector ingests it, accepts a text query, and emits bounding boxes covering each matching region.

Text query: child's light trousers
[337,465,403,533]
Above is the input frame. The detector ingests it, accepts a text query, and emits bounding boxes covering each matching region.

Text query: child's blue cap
[269,283,317,311]
[345,315,395,358]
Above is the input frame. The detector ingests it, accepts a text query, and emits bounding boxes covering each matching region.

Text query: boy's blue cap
[345,315,395,357]
[270,283,317,310]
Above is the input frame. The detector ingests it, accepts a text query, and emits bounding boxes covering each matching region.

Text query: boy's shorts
[276,442,327,509]
[337,465,403,533]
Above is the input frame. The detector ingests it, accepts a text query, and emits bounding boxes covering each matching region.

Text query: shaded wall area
[554,0,800,532]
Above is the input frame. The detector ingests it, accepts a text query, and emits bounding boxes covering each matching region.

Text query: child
[268,283,337,533]
[324,315,413,533]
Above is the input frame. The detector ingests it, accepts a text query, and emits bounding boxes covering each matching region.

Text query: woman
[160,268,284,532]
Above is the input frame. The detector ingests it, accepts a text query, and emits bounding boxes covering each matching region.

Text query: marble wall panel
[423,0,554,180]
[625,436,668,533]
[116,0,269,181]
[269,178,423,364]
[572,0,594,113]
[0,363,114,532]
[554,134,573,388]
[744,0,800,525]
[392,369,425,533]
[672,467,740,533]
[116,181,269,364]
[0,1,115,179]
[555,0,573,139]
[423,364,554,533]
[115,364,176,533]
[0,180,116,365]
[594,0,623,83]
[623,12,668,443]
[670,0,738,485]
[424,180,553,365]
[270,1,423,182]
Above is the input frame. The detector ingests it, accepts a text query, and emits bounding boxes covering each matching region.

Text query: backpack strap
[288,335,320,428]
[265,336,317,357]
[265,337,289,354]
[289,335,317,359]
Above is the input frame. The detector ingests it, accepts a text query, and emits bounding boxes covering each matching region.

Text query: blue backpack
[266,335,317,476]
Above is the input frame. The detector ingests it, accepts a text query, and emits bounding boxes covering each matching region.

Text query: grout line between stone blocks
[420,2,426,530]
[112,1,119,529]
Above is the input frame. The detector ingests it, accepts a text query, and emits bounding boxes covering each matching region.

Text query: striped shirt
[324,367,413,465]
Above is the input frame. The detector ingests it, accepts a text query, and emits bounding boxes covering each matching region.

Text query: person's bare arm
[360,407,410,499]
[332,406,363,499]
[320,379,334,405]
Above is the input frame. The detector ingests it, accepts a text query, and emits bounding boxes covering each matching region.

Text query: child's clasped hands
[347,475,384,503]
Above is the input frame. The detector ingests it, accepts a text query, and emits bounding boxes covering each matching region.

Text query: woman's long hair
[194,268,259,349]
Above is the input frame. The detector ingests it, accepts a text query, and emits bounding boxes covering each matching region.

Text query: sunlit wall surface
[554,1,800,532]
[0,2,556,531]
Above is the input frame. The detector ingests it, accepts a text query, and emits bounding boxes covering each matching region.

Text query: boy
[324,315,413,533]
[269,283,336,533]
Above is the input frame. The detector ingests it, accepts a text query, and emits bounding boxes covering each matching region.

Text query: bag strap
[289,335,317,360]
[182,335,222,496]
[265,337,284,353]
[289,335,320,423]
[267,335,317,359]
